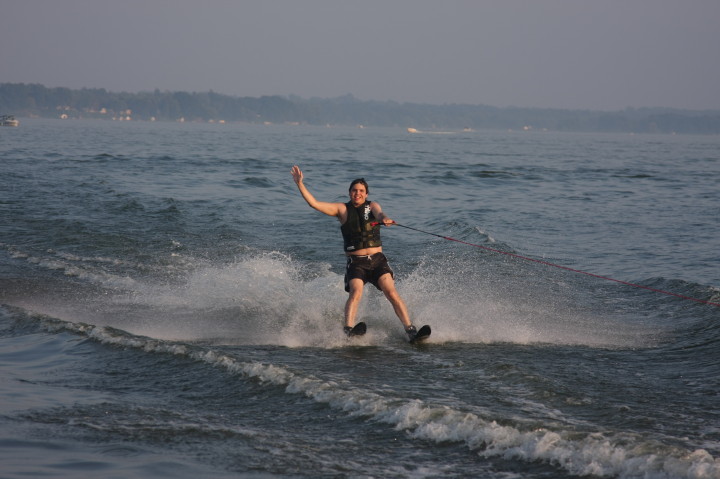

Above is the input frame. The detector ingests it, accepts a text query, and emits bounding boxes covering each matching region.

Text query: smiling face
[348,179,369,207]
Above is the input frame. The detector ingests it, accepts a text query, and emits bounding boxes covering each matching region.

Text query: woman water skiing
[291,165,426,341]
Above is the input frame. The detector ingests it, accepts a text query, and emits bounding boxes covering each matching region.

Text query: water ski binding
[344,322,367,338]
[407,324,431,344]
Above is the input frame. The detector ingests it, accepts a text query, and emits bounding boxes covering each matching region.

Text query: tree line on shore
[2,82,719,134]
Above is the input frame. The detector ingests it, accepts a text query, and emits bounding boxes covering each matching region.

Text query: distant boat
[1,115,19,127]
[407,127,456,135]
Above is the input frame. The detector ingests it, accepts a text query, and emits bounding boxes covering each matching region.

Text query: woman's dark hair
[349,178,369,194]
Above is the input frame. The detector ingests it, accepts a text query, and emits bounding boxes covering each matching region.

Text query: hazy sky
[2,0,719,110]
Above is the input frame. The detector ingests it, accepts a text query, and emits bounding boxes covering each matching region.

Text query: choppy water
[1,119,719,478]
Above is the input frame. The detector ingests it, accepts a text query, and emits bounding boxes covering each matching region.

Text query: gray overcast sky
[2,0,719,111]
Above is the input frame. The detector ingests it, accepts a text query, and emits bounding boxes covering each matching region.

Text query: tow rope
[374,222,720,307]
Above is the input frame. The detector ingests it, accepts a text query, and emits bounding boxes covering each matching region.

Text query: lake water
[1,119,719,478]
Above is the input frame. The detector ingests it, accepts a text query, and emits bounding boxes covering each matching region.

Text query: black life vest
[341,201,382,252]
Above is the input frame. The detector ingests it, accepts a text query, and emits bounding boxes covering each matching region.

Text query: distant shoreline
[2,83,719,135]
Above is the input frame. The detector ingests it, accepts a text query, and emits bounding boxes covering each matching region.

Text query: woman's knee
[347,280,364,301]
[383,286,401,302]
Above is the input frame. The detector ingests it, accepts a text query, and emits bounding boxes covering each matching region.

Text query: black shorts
[344,252,394,292]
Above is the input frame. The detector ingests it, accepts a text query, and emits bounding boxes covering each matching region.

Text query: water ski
[345,322,367,337]
[409,325,431,344]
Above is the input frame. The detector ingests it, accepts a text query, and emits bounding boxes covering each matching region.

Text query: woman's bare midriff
[346,246,383,257]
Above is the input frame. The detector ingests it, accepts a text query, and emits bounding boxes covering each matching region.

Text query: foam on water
[3,240,662,349]
[28,315,720,479]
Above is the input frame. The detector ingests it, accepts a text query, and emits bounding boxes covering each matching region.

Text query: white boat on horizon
[1,115,19,126]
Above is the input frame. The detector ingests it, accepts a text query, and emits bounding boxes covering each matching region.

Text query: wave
[4,217,717,351]
[14,312,720,479]
[3,240,694,349]
[1,242,143,290]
